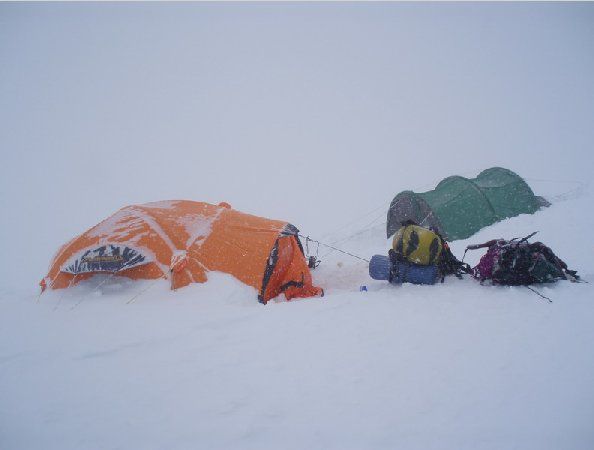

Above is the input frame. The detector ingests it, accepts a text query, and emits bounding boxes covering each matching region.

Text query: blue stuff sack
[390,259,438,285]
[369,255,392,280]
[369,254,439,285]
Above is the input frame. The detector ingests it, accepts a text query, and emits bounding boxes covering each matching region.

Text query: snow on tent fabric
[40,200,323,304]
[386,167,550,241]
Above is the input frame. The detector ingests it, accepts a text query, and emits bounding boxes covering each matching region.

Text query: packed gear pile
[370,221,578,300]
[465,232,579,285]
[370,221,471,285]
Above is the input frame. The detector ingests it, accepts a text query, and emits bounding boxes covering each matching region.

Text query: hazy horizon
[2,2,593,291]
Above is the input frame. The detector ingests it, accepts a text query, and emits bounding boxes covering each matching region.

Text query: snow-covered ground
[1,3,594,449]
[2,186,593,450]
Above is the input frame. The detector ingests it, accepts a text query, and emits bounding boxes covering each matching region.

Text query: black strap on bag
[437,242,472,282]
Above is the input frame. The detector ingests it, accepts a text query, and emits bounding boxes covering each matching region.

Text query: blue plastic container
[369,254,439,285]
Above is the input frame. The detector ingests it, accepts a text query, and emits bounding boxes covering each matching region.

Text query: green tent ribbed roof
[387,167,548,240]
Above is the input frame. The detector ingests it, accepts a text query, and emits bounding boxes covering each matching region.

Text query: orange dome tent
[41,200,323,304]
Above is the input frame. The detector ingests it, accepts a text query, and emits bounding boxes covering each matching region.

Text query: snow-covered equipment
[369,254,439,285]
[392,222,443,265]
[387,167,550,241]
[371,222,469,286]
[465,232,579,285]
[391,221,471,281]
[40,200,323,304]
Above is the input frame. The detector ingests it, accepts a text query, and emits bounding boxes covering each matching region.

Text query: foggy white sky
[1,2,593,290]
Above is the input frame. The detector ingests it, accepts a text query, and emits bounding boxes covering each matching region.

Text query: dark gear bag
[466,232,579,285]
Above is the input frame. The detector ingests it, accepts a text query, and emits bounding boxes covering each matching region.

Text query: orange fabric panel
[42,201,217,291]
[191,208,286,292]
[261,236,324,304]
[120,263,166,281]
[170,256,209,290]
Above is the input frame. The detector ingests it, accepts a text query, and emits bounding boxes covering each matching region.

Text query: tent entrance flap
[259,235,322,304]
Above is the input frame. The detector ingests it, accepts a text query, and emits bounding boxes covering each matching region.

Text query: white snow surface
[2,3,594,450]
[2,188,593,450]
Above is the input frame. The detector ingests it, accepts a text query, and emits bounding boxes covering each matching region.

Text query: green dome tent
[386,167,550,241]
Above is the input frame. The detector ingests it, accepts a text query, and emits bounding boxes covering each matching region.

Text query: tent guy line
[299,234,370,264]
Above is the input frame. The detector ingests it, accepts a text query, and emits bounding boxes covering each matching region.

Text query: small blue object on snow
[359,285,368,292]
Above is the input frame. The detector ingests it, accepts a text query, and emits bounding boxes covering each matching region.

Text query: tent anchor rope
[126,277,164,305]
[318,172,477,246]
[69,271,119,310]
[37,272,63,302]
[69,258,141,310]
[320,213,386,259]
[299,234,370,264]
[53,273,79,312]
[524,285,552,303]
